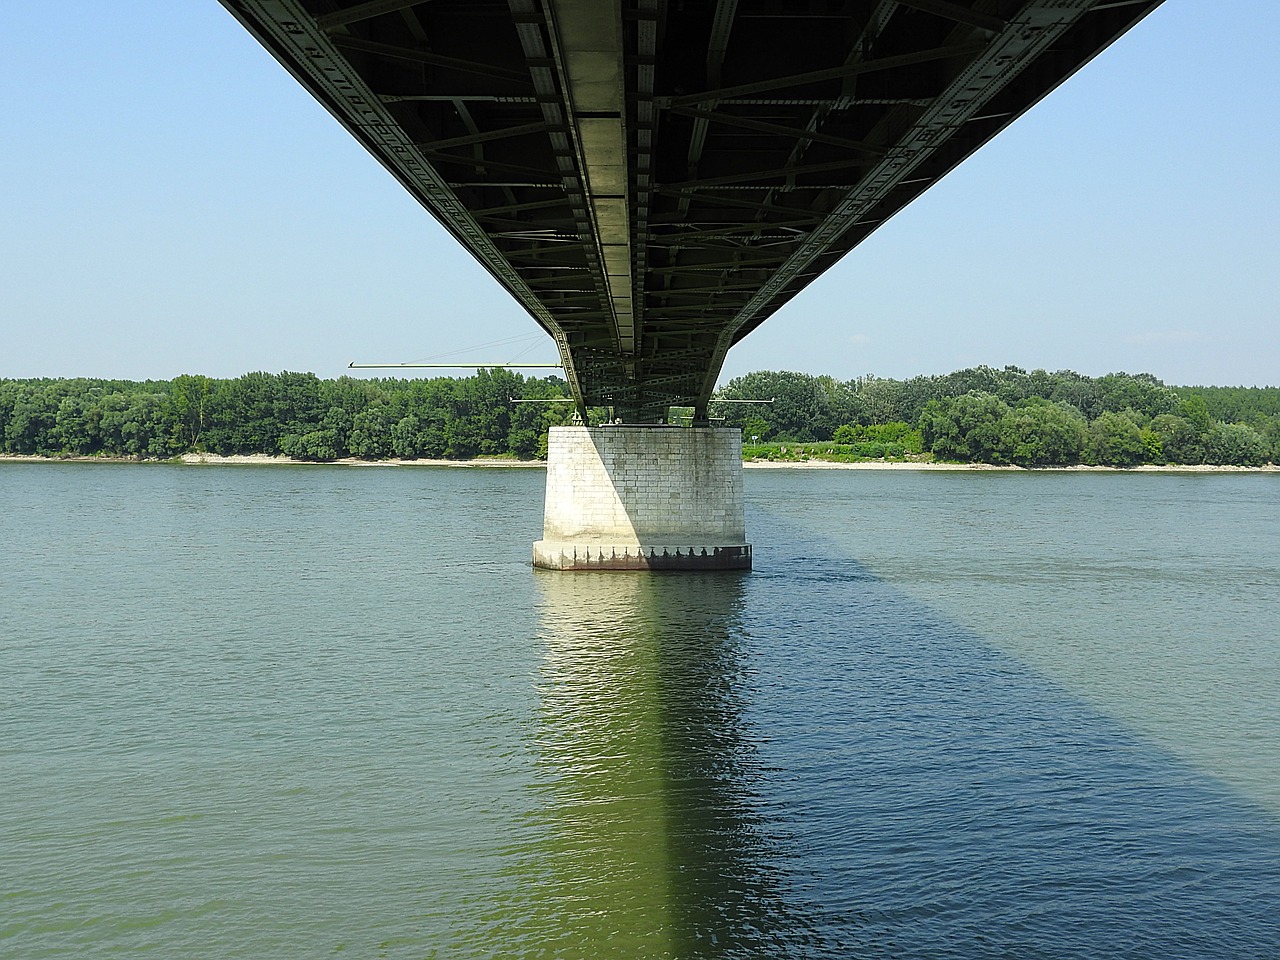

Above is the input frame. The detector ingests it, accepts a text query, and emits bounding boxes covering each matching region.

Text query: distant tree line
[3,365,1277,466]
[712,367,1279,466]
[0,369,575,461]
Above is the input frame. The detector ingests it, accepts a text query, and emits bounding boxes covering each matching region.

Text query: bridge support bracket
[533,425,751,572]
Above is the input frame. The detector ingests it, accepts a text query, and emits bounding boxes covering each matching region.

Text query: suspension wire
[402,333,545,365]
[503,336,555,367]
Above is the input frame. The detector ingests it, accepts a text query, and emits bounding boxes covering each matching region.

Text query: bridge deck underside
[222,0,1162,421]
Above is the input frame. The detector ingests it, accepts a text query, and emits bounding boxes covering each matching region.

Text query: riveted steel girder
[219,0,1164,421]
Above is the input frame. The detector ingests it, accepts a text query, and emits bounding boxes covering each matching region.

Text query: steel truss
[220,0,1163,421]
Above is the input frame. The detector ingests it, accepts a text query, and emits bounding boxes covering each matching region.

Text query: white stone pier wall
[533,425,751,571]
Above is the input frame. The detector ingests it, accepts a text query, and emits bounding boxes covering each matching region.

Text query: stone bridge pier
[533,425,751,571]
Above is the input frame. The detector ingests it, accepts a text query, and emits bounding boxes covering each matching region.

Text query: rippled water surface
[2,462,1278,958]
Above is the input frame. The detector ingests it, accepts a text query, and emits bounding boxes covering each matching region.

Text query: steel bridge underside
[221,0,1162,422]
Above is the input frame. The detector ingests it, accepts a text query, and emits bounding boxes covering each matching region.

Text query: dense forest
[715,368,1279,466]
[2,366,1277,466]
[0,369,576,461]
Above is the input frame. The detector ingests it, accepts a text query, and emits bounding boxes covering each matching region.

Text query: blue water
[2,463,1278,957]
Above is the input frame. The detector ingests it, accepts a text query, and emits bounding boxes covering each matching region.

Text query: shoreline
[2,452,1276,473]
[0,453,543,468]
[742,460,1280,472]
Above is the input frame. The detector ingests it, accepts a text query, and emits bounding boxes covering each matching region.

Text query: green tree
[1139,428,1164,464]
[1086,411,1147,466]
[439,368,518,456]
[166,374,215,450]
[1259,416,1280,463]
[852,376,906,426]
[995,400,1086,466]
[124,393,172,455]
[1148,414,1203,464]
[275,371,326,439]
[201,372,284,454]
[95,391,133,454]
[1096,372,1178,420]
[1047,370,1105,420]
[390,414,423,459]
[348,403,395,459]
[53,392,98,454]
[919,392,1010,462]
[1177,385,1280,424]
[3,384,60,454]
[280,428,341,461]
[507,376,574,458]
[890,375,939,424]
[740,414,771,443]
[716,370,856,440]
[1177,394,1212,435]
[318,406,353,456]
[1204,422,1270,466]
[0,382,16,450]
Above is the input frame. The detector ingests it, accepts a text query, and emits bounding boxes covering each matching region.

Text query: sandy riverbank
[741,460,1280,472]
[3,452,1276,472]
[0,452,543,468]
[180,453,544,468]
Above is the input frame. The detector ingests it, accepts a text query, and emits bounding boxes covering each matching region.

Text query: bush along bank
[711,367,1277,467]
[2,365,1277,466]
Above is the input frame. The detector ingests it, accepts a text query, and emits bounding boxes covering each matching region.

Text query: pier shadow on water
[479,570,808,957]
[471,512,1280,960]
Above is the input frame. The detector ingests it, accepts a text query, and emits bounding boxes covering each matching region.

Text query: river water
[2,462,1278,958]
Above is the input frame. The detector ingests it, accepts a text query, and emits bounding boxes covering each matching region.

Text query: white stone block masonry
[533,425,750,570]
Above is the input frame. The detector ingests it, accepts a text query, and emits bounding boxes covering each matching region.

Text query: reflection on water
[487,572,804,958]
[5,465,1280,959]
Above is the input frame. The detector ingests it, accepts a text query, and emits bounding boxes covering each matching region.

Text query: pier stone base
[533,425,751,571]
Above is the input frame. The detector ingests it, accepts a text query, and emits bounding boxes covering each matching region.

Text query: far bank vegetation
[1,366,1277,467]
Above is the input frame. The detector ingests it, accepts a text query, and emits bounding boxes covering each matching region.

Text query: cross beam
[219,0,1165,422]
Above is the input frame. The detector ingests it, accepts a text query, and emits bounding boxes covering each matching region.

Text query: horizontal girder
[219,0,1164,422]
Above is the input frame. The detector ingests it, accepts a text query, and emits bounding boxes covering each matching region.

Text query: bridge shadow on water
[486,512,1280,959]
[488,569,801,957]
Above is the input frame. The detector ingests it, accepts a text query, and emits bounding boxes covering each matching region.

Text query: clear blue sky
[2,2,1276,387]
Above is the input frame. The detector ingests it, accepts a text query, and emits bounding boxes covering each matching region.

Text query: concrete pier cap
[533,424,751,571]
